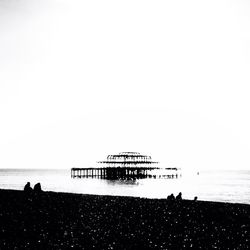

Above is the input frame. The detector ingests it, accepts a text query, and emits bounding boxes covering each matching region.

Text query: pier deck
[71,167,179,179]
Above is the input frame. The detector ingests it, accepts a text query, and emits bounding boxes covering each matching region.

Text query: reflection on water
[106,179,139,186]
[0,169,250,204]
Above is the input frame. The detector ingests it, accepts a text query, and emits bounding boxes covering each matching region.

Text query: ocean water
[0,169,249,205]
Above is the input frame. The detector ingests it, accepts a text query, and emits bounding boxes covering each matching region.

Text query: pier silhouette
[71,152,180,180]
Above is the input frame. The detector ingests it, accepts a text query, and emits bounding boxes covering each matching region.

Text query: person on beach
[24,182,32,193]
[176,192,182,201]
[34,183,42,193]
[167,193,175,201]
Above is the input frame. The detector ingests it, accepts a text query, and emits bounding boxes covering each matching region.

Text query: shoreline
[0,189,250,249]
[1,187,250,206]
[1,168,249,205]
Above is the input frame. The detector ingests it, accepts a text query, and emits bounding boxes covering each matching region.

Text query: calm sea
[0,169,249,205]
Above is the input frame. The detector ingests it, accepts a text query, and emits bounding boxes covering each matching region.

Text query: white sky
[0,0,250,170]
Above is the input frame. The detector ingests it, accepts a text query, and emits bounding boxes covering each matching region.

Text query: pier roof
[98,152,158,165]
[98,161,158,164]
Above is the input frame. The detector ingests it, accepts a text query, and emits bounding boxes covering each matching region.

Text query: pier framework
[71,152,180,180]
[71,167,179,179]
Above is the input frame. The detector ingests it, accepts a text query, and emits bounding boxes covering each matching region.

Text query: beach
[0,189,249,249]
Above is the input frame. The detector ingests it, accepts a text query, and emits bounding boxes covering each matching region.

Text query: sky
[0,0,250,170]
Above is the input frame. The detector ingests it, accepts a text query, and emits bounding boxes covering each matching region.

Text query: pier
[71,152,180,180]
[71,167,179,179]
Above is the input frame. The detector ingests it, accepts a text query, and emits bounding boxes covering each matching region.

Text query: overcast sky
[0,0,250,170]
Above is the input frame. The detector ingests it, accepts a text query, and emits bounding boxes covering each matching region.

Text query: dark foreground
[0,190,249,249]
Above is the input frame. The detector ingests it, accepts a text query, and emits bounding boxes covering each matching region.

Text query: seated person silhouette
[24,182,33,193]
[176,192,182,201]
[167,193,175,201]
[34,182,42,193]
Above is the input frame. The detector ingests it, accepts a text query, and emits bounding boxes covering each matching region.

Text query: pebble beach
[0,189,249,249]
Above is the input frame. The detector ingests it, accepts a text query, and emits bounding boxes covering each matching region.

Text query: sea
[0,169,249,205]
